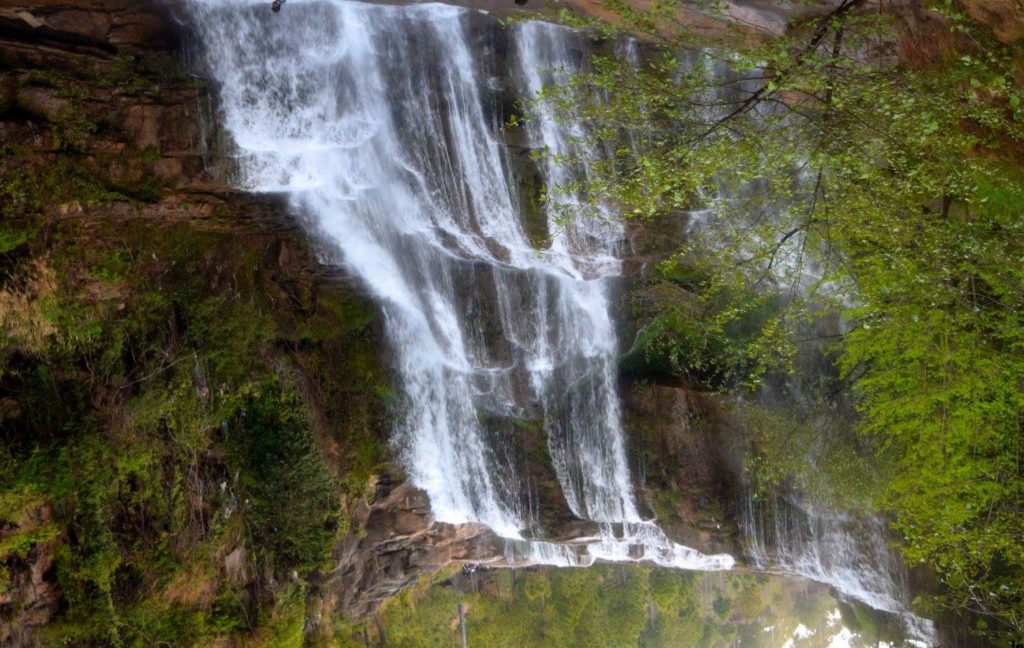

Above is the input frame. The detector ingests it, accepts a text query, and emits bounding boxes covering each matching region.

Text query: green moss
[0,222,29,255]
[651,489,682,524]
[0,27,399,642]
[627,264,792,389]
[0,490,60,592]
[516,154,552,249]
[0,151,149,220]
[209,583,251,635]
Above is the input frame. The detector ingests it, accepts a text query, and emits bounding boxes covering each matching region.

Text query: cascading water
[742,495,907,612]
[187,5,936,640]
[660,45,938,639]
[741,494,936,643]
[187,0,732,571]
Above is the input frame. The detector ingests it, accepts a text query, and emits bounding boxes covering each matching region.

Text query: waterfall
[187,0,733,571]
[741,495,936,642]
[742,495,908,613]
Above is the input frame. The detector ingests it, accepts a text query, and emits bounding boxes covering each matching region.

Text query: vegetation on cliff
[0,24,391,645]
[540,0,1024,640]
[3,0,1022,645]
[0,205,389,646]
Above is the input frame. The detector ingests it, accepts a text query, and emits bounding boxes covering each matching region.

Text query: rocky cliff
[0,3,738,645]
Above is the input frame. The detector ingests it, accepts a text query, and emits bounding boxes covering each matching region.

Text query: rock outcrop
[963,0,1024,42]
[0,3,760,644]
[0,2,175,52]
[0,1,221,194]
[0,3,361,643]
[326,478,502,621]
[0,502,59,648]
[623,384,745,556]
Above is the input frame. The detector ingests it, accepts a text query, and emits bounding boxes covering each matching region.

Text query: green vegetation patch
[0,211,391,646]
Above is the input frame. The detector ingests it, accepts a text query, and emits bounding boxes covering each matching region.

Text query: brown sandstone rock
[43,9,111,41]
[0,2,174,51]
[0,72,15,114]
[963,0,1024,42]
[224,546,249,584]
[329,480,502,620]
[14,85,67,121]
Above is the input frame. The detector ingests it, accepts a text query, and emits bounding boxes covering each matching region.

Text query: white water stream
[188,0,733,571]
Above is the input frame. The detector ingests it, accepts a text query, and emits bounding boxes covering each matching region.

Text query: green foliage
[230,383,341,575]
[24,434,177,647]
[739,398,883,511]
[0,38,392,645]
[838,166,1024,633]
[630,257,794,388]
[0,489,60,592]
[0,222,29,255]
[535,1,1024,639]
[256,584,308,648]
[0,145,149,218]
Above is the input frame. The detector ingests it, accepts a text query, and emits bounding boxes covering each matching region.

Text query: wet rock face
[0,504,59,648]
[714,0,851,36]
[622,384,745,556]
[327,479,502,620]
[962,0,1024,42]
[0,5,193,638]
[1,0,223,198]
[0,2,176,53]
